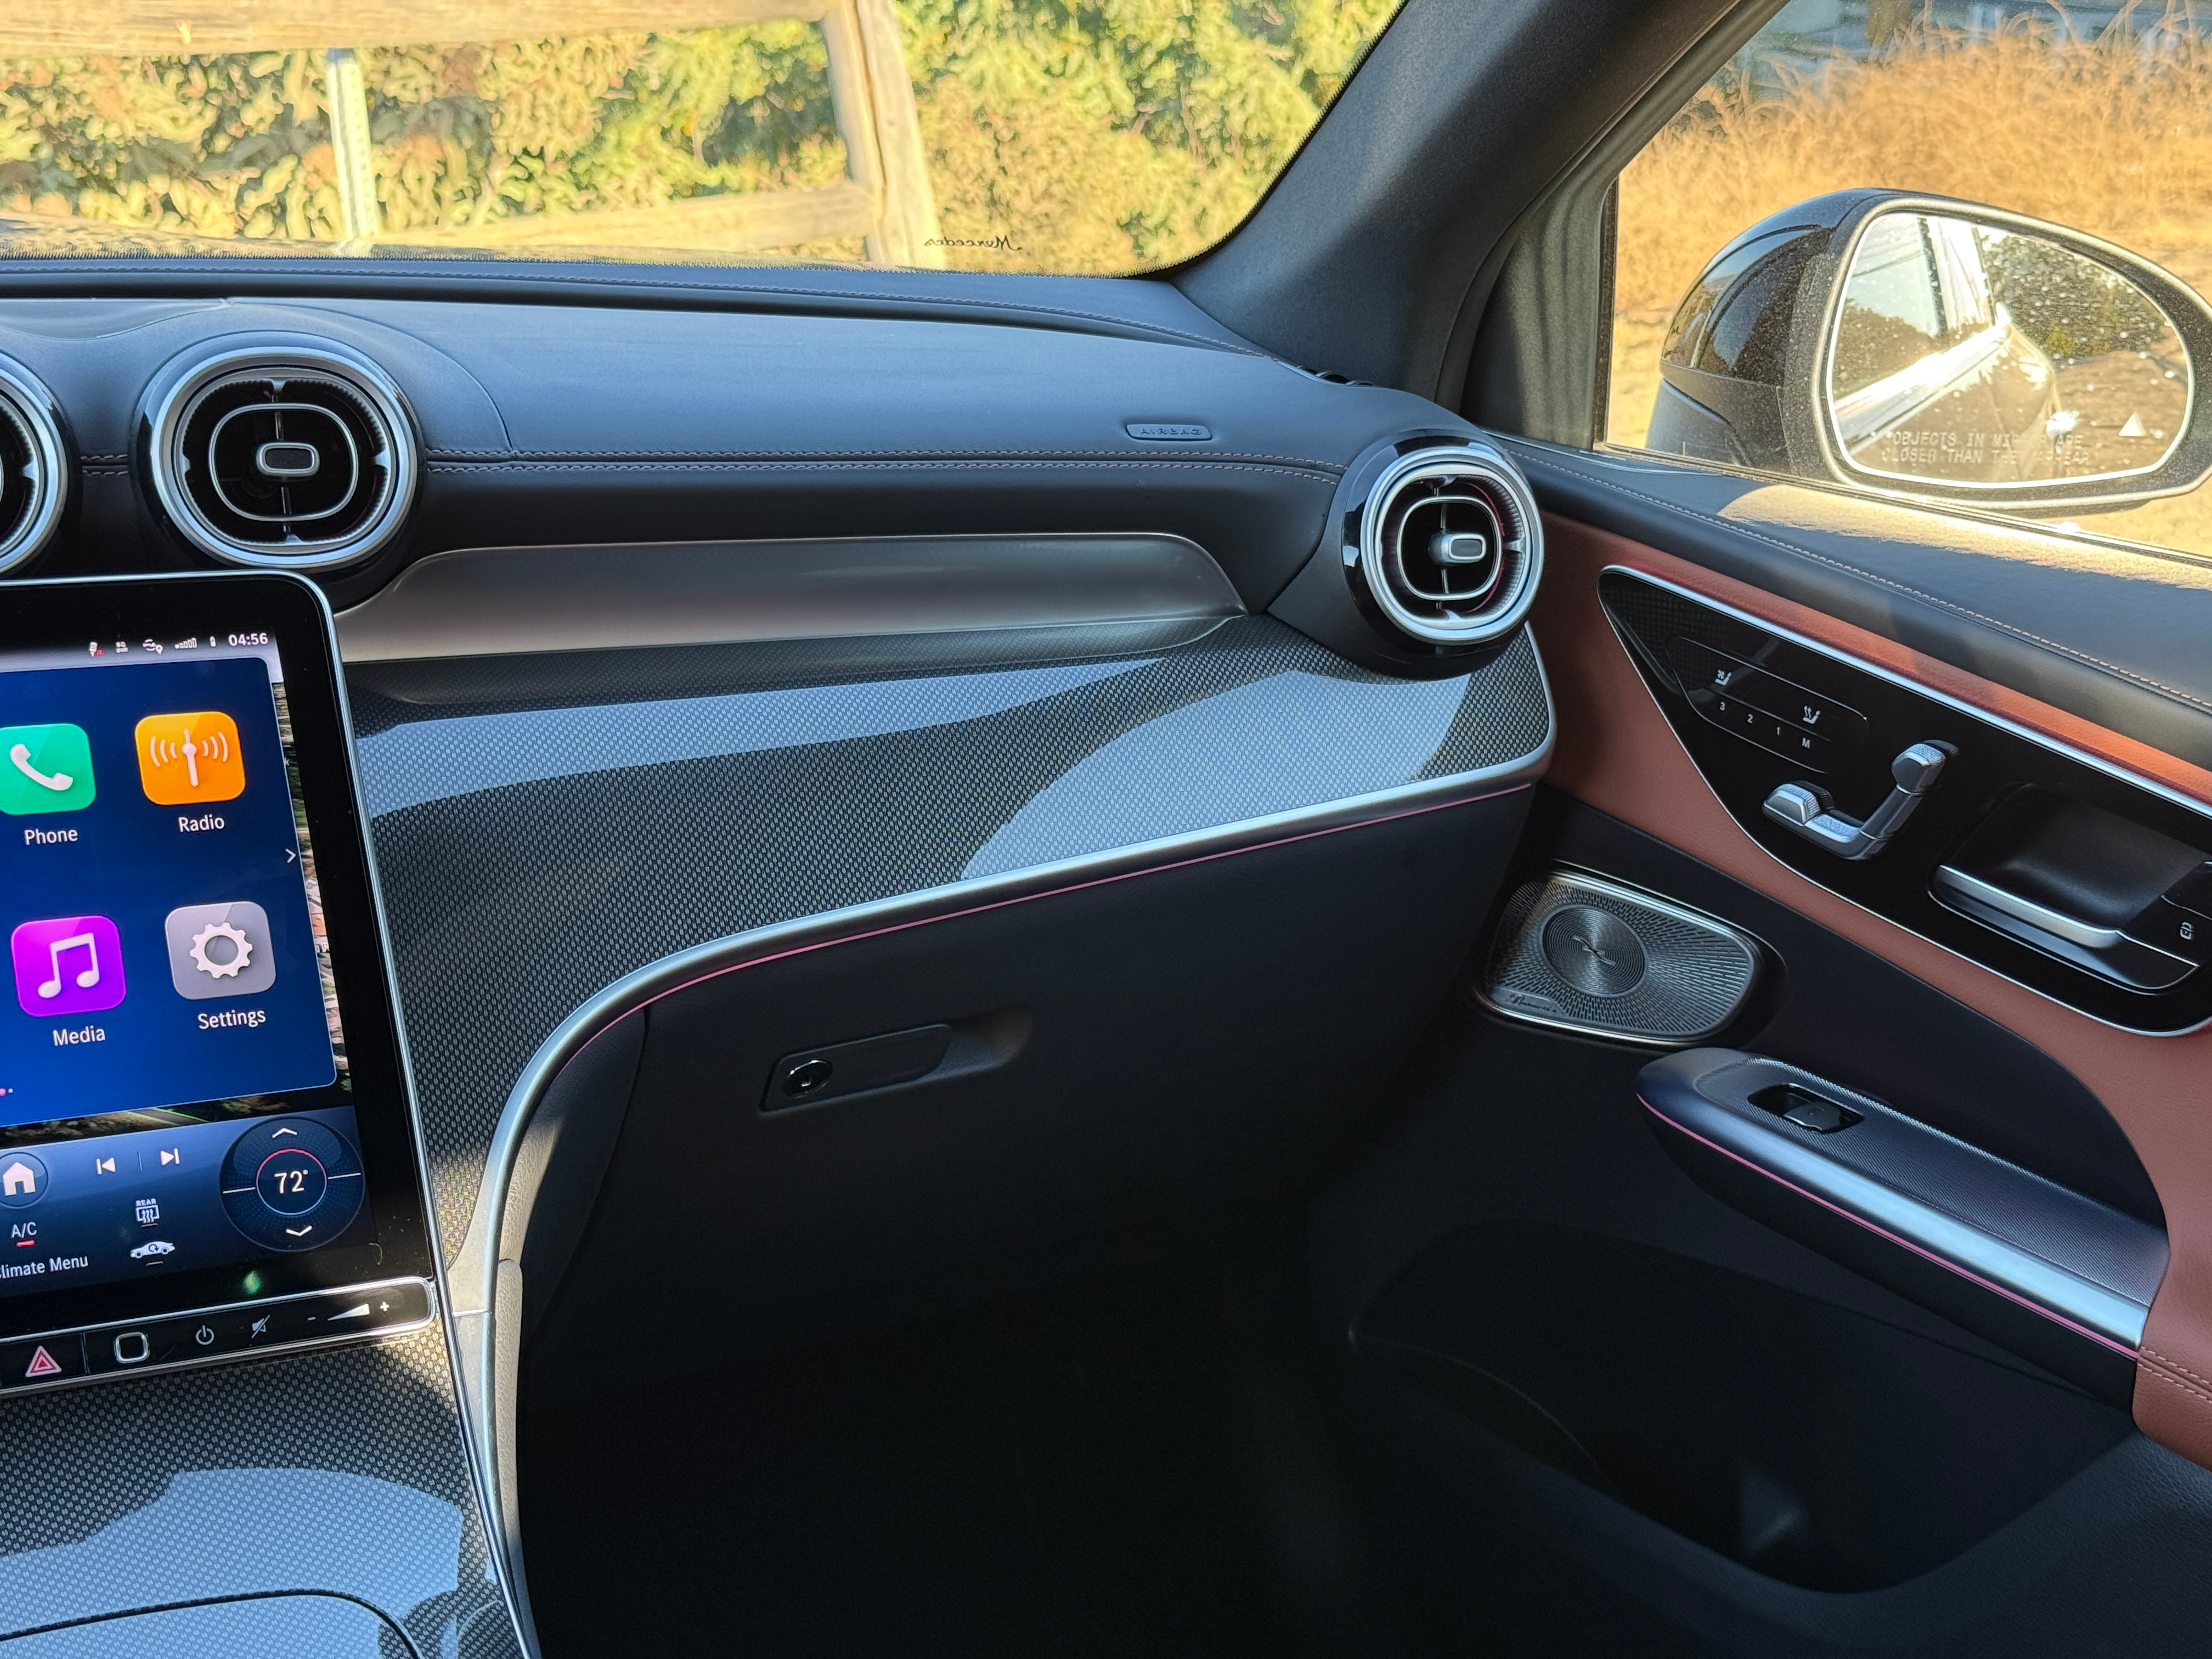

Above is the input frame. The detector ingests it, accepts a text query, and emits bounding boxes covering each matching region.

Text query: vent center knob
[1431,529,1491,565]
[255,441,321,479]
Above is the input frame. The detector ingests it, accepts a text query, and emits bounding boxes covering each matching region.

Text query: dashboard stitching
[423,458,1339,482]
[2141,1361,2212,1408]
[426,448,1345,470]
[1527,450,2212,723]
[2143,1346,2212,1388]
[3,263,1271,357]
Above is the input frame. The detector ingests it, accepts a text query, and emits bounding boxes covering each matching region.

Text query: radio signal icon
[134,712,245,805]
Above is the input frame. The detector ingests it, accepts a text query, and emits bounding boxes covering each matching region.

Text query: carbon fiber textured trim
[354,617,1553,1251]
[0,1595,402,1657]
[0,1327,518,1657]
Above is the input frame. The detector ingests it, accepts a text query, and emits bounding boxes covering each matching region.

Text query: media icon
[162,900,275,999]
[92,1156,115,1175]
[10,915,126,1017]
[0,723,94,816]
[134,712,244,805]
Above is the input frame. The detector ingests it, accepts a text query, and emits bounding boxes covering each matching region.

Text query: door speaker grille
[1479,872,1759,1043]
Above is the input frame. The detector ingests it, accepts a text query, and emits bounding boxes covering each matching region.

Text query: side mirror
[1645,189,2212,514]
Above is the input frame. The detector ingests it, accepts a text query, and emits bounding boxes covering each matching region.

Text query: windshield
[0,1,1400,273]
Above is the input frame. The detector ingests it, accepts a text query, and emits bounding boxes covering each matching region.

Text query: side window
[1608,4,2212,561]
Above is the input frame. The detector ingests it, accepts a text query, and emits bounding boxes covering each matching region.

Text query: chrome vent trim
[145,345,417,571]
[1358,438,1543,646]
[0,357,67,574]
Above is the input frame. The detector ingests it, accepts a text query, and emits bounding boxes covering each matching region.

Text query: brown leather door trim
[1536,511,2212,1468]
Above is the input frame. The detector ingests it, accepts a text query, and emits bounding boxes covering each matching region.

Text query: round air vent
[1355,439,1543,646]
[144,345,417,569]
[0,358,69,574]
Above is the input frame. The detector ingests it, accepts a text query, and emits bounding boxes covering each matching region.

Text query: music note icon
[37,932,99,998]
[11,916,126,1017]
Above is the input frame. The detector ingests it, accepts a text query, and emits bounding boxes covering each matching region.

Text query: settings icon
[187,921,252,979]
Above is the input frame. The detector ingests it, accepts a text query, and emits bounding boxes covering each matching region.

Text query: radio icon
[134,712,244,805]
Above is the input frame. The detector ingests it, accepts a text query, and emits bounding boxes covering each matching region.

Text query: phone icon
[135,712,244,805]
[0,724,94,815]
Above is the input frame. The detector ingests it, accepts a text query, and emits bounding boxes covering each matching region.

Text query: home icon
[0,1151,48,1208]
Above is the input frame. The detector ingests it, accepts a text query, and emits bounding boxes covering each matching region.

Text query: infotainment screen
[0,573,432,1386]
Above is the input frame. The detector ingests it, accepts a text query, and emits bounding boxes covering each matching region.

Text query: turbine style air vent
[1356,439,1543,647]
[145,346,417,570]
[0,358,69,574]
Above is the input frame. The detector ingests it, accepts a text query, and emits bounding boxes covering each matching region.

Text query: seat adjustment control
[1763,741,1953,861]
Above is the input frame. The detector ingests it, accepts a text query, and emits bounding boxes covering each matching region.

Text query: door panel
[1316,791,2212,1651]
[1505,441,2212,778]
[1531,507,2212,1470]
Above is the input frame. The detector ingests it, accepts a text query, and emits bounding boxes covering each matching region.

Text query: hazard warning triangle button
[0,1335,81,1387]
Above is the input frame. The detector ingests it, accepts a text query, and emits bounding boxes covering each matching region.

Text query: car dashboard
[0,272,1557,1655]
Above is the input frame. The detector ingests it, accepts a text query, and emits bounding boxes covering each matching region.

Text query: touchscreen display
[0,629,369,1301]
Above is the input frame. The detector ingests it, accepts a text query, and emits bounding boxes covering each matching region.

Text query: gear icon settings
[188,920,252,979]
[163,900,278,998]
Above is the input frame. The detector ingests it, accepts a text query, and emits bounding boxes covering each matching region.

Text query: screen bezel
[0,571,433,1340]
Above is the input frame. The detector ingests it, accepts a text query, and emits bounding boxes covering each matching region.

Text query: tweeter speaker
[1478,871,1760,1043]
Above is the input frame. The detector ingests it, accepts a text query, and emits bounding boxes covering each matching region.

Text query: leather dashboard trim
[1509,439,2212,778]
[1535,511,2212,1468]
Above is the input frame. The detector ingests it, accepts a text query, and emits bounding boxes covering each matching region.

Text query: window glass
[0,0,1402,274]
[1610,2,2212,558]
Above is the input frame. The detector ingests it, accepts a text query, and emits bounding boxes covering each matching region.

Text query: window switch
[1750,1081,1862,1133]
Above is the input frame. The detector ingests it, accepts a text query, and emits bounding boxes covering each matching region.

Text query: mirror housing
[1645,189,2212,514]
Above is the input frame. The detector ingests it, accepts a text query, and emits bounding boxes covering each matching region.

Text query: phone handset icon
[10,743,72,793]
[0,724,94,815]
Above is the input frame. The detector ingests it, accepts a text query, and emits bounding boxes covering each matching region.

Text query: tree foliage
[0,0,1396,270]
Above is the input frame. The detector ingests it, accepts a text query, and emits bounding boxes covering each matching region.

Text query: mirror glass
[1826,212,2191,488]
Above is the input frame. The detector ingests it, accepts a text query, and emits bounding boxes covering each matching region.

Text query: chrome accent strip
[0,1276,436,1397]
[1604,565,2212,1035]
[1933,865,2126,950]
[144,343,419,572]
[1644,1060,2163,1352]
[325,571,541,1659]
[335,533,1245,664]
[0,356,67,574]
[442,679,1553,1587]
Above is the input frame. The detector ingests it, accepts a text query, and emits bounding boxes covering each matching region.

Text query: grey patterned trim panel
[334,533,1246,663]
[0,1326,522,1658]
[354,614,1556,1256]
[0,1593,406,1657]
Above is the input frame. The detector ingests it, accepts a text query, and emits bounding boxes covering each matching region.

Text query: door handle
[1762,741,1952,860]
[1931,866,2121,949]
[1932,863,2197,991]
